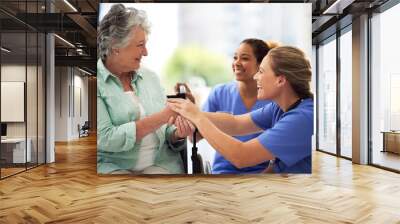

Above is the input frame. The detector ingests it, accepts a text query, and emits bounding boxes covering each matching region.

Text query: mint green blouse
[97,59,185,174]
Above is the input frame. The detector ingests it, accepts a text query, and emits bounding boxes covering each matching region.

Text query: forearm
[135,110,170,141]
[194,116,246,168]
[203,112,243,137]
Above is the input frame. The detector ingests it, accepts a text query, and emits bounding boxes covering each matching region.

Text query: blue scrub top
[250,98,314,173]
[203,82,272,174]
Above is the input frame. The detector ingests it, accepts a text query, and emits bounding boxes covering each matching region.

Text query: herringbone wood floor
[1,135,400,223]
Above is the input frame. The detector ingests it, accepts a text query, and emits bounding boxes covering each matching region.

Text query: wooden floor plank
[0,135,399,223]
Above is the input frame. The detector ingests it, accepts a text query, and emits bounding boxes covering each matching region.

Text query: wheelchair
[78,121,90,138]
[180,130,212,174]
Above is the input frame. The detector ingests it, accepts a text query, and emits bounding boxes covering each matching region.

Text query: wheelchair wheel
[204,161,212,174]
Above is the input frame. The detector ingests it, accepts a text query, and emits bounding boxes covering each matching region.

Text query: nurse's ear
[276,74,287,87]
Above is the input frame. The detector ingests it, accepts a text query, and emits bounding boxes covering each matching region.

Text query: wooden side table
[381,131,400,154]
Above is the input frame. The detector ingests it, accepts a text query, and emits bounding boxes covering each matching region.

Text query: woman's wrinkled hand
[174,116,196,139]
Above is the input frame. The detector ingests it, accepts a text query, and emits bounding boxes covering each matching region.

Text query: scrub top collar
[286,98,303,112]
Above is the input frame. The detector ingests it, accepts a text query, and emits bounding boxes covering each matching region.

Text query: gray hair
[97,4,151,60]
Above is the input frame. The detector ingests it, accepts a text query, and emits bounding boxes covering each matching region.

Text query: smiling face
[232,43,259,82]
[254,55,283,100]
[113,26,148,72]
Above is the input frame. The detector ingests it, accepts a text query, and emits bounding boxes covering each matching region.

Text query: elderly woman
[169,46,313,173]
[97,4,191,174]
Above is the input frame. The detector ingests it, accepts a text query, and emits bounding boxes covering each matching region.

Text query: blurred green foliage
[162,45,232,90]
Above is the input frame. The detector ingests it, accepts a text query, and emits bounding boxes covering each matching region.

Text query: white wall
[1,65,26,140]
[54,67,89,141]
[1,64,46,164]
[1,65,40,138]
[1,65,26,82]
[312,45,317,151]
[73,73,89,137]
[55,66,68,141]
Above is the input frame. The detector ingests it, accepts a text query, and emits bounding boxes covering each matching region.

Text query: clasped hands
[165,83,204,141]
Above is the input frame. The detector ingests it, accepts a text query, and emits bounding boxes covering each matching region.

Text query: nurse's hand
[163,104,178,125]
[167,98,204,124]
